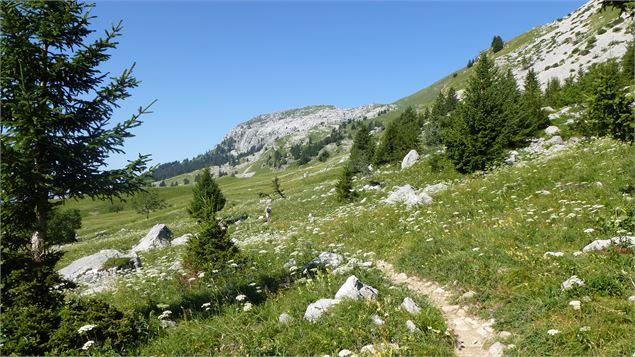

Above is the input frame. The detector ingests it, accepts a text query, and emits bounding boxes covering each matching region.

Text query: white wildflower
[547,329,560,336]
[243,302,253,311]
[583,228,594,234]
[77,324,96,334]
[158,310,172,320]
[235,294,247,302]
[201,302,211,308]
[81,340,95,350]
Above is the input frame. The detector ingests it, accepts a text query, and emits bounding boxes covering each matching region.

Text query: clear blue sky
[92,1,585,169]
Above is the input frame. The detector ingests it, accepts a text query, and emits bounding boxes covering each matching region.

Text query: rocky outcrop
[131,224,173,253]
[59,249,127,281]
[334,275,378,301]
[385,185,432,207]
[302,252,344,273]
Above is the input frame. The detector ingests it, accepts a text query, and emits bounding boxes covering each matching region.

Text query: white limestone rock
[131,224,173,253]
[401,150,420,170]
[401,297,421,315]
[385,185,432,207]
[561,275,585,290]
[545,126,561,136]
[171,233,192,246]
[334,275,378,301]
[59,249,127,281]
[304,299,341,323]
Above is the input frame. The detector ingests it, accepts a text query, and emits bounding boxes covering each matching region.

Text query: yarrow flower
[235,294,247,302]
[243,302,253,311]
[201,302,212,308]
[82,340,95,350]
[77,324,96,334]
[158,310,172,320]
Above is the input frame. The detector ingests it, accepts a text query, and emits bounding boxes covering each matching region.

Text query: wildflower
[579,326,591,332]
[547,329,560,336]
[188,277,196,283]
[158,310,172,320]
[82,340,95,350]
[197,271,205,278]
[236,294,247,302]
[77,324,96,334]
[201,302,212,308]
[243,302,253,311]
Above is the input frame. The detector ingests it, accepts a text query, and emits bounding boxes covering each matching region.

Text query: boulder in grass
[401,297,421,315]
[302,252,344,273]
[385,185,432,207]
[401,150,419,170]
[544,126,560,136]
[304,298,341,322]
[59,249,126,281]
[334,275,378,301]
[131,224,173,253]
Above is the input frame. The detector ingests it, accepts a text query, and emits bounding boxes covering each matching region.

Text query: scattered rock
[628,296,635,302]
[561,275,585,290]
[303,252,344,273]
[59,249,127,281]
[338,349,353,357]
[544,251,564,258]
[401,150,420,170]
[385,185,432,207]
[278,313,293,324]
[542,106,555,113]
[583,236,635,252]
[304,298,341,322]
[461,291,476,299]
[569,300,581,310]
[498,331,512,338]
[371,314,384,326]
[131,224,173,253]
[545,126,560,136]
[405,320,420,333]
[505,150,518,165]
[547,329,560,336]
[334,275,378,301]
[488,342,506,357]
[422,183,448,195]
[545,135,564,146]
[171,233,192,246]
[401,297,421,315]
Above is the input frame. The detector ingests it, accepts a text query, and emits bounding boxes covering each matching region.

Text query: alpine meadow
[1,1,634,356]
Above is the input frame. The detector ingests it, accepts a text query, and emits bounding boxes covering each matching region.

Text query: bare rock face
[401,150,420,170]
[334,275,378,301]
[131,224,173,253]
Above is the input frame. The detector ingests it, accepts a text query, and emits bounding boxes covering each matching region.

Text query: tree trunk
[30,200,48,261]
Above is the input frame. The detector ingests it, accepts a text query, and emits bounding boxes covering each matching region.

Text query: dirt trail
[377,260,502,357]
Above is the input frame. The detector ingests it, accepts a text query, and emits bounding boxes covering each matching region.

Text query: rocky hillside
[227,104,393,155]
[495,0,632,87]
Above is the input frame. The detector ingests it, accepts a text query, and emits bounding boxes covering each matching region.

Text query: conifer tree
[272,176,285,198]
[375,107,421,164]
[443,54,514,173]
[0,2,151,354]
[491,35,505,53]
[336,167,357,202]
[349,124,375,173]
[509,69,548,145]
[188,169,225,221]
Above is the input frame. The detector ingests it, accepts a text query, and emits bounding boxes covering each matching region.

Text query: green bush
[49,298,146,355]
[317,150,330,162]
[375,107,421,165]
[101,257,134,271]
[335,167,358,202]
[183,219,239,273]
[47,208,82,246]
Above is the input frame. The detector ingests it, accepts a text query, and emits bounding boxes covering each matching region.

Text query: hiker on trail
[265,206,272,223]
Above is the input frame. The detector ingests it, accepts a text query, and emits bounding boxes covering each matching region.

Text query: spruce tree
[544,77,563,108]
[375,107,421,164]
[188,169,225,221]
[491,35,505,53]
[621,43,634,82]
[582,62,634,142]
[509,69,548,145]
[443,54,515,173]
[336,167,357,202]
[349,124,375,173]
[0,1,151,354]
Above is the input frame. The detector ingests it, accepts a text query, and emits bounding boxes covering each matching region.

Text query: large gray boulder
[401,297,421,315]
[304,298,341,322]
[131,224,173,253]
[401,150,420,170]
[582,236,635,252]
[334,275,378,301]
[385,185,432,207]
[171,233,192,246]
[59,249,125,281]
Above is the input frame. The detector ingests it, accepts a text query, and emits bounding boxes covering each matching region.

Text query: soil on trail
[377,260,501,357]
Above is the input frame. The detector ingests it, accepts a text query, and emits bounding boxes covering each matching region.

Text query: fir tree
[443,54,515,173]
[375,107,421,164]
[0,1,151,354]
[188,169,225,221]
[621,43,634,82]
[582,61,634,142]
[544,77,563,107]
[491,35,505,53]
[184,217,238,272]
[509,69,548,145]
[349,124,375,173]
[336,167,357,202]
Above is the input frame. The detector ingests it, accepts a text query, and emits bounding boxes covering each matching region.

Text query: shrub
[183,219,238,273]
[48,299,146,355]
[107,203,124,213]
[47,208,82,246]
[491,35,504,53]
[101,257,134,271]
[188,169,225,221]
[336,167,358,202]
[375,107,421,165]
[317,150,330,162]
[132,189,167,219]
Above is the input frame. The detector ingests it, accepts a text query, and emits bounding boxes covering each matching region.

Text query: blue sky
[92,1,585,169]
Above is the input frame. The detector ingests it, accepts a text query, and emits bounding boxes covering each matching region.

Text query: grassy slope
[63,135,634,355]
